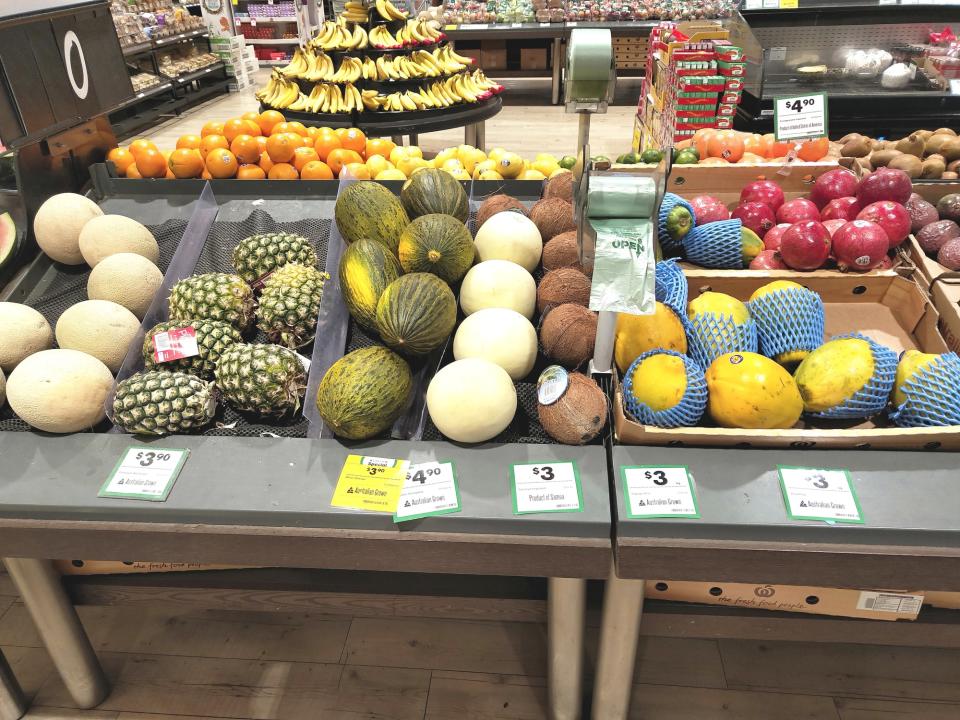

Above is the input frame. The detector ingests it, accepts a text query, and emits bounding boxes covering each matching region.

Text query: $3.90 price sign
[773,92,828,142]
[331,455,409,513]
[99,447,190,501]
[777,465,864,524]
[394,460,461,522]
[621,465,700,519]
[510,461,583,515]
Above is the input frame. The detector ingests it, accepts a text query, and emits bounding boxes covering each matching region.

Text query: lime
[674,150,699,165]
[558,156,577,169]
[640,149,663,164]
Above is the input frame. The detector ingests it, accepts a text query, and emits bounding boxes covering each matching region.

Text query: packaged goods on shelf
[248,1,296,17]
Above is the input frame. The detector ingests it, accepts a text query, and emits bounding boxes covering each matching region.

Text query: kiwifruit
[869,149,902,168]
[915,130,935,142]
[888,154,923,178]
[841,138,871,158]
[895,133,925,157]
[948,159,960,173]
[925,133,955,156]
[921,155,946,179]
[934,128,958,137]
[943,172,959,180]
[941,138,960,162]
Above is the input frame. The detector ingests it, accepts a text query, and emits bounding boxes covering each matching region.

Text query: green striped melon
[334,181,409,256]
[339,239,402,329]
[316,346,412,440]
[398,214,475,284]
[375,273,456,356]
[400,169,469,222]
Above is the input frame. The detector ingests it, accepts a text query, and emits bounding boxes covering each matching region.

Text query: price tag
[951,79,960,95]
[778,466,863,524]
[761,0,778,8]
[331,455,408,513]
[769,46,787,61]
[444,24,457,30]
[251,18,257,26]
[778,0,798,8]
[621,465,699,519]
[99,447,189,501]
[511,22,522,27]
[394,461,460,522]
[539,22,551,26]
[153,326,199,364]
[568,21,578,26]
[743,0,762,8]
[136,92,145,98]
[773,92,828,141]
[511,461,582,514]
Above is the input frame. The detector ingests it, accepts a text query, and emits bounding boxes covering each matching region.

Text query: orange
[231,134,261,165]
[222,118,250,144]
[326,148,363,176]
[742,133,768,159]
[299,160,334,180]
[286,132,307,149]
[168,148,204,178]
[266,133,297,163]
[692,129,716,160]
[257,110,285,135]
[128,139,157,161]
[200,134,229,159]
[165,168,175,179]
[201,168,213,180]
[161,150,172,162]
[271,122,295,136]
[107,147,135,174]
[259,152,275,174]
[342,162,370,179]
[706,130,744,163]
[135,147,167,178]
[242,118,262,137]
[338,128,366,154]
[767,135,793,158]
[176,134,202,151]
[242,111,261,123]
[237,164,267,180]
[201,121,225,137]
[126,162,142,179]
[313,132,342,162]
[256,135,268,155]
[306,127,319,139]
[293,146,320,172]
[286,121,308,137]
[205,148,239,179]
[797,136,829,162]
[268,162,298,180]
[365,137,396,160]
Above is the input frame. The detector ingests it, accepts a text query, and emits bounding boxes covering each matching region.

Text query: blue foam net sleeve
[657,193,697,256]
[681,218,743,269]
[749,286,825,363]
[685,313,759,370]
[890,352,960,427]
[622,349,707,428]
[806,333,897,420]
[654,259,688,317]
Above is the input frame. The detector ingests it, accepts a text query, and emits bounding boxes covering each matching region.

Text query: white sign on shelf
[621,466,699,519]
[394,461,461,522]
[99,447,190,502]
[773,92,828,141]
[778,466,863,524]
[511,461,582,514]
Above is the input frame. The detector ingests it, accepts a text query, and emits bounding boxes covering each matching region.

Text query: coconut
[540,304,597,369]
[476,194,527,228]
[542,231,585,272]
[87,252,163,318]
[55,300,140,373]
[79,215,160,267]
[543,171,574,202]
[538,371,608,445]
[33,193,103,265]
[528,198,576,241]
[0,302,53,372]
[537,268,591,315]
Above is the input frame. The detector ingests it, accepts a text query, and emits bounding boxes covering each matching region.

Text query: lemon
[535,152,559,164]
[497,152,524,179]
[365,155,393,177]
[706,352,803,429]
[441,158,464,173]
[532,159,561,177]
[434,147,459,166]
[406,146,423,159]
[893,349,939,407]
[389,146,411,165]
[478,170,504,180]
[375,168,407,180]
[488,147,508,163]
[627,352,687,411]
[518,169,547,181]
[614,302,687,373]
[793,338,875,413]
[473,159,497,179]
[397,156,429,176]
[550,167,572,179]
[688,291,750,324]
[447,168,472,180]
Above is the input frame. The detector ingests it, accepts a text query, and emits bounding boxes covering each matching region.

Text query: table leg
[391,135,404,146]
[408,133,418,146]
[463,124,476,147]
[0,651,26,720]
[3,559,108,710]
[591,561,644,720]
[474,122,486,152]
[548,577,586,720]
[552,37,563,105]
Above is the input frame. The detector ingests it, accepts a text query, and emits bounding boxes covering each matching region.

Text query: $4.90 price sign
[394,460,461,522]
[621,465,700,519]
[778,465,864,524]
[99,447,190,501]
[773,92,828,142]
[510,461,583,515]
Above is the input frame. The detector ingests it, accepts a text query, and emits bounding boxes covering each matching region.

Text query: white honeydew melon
[453,308,537,381]
[79,215,160,267]
[55,300,140,373]
[87,253,163,319]
[473,211,543,272]
[0,302,53,372]
[6,349,113,433]
[33,193,103,265]
[426,357,517,443]
[459,259,536,319]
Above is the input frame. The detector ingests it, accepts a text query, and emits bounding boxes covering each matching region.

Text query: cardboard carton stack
[210,35,259,92]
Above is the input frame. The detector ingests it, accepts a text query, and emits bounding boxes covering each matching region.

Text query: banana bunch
[433,45,473,73]
[301,50,335,82]
[375,0,408,20]
[278,47,310,78]
[288,82,363,113]
[341,0,368,23]
[395,19,444,46]
[369,24,399,49]
[362,70,499,112]
[256,71,300,110]
[329,56,363,83]
[310,20,367,51]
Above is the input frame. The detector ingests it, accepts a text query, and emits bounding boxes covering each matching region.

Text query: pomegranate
[732,202,777,239]
[809,168,860,209]
[777,198,820,225]
[876,254,895,270]
[739,180,785,211]
[763,223,791,251]
[831,220,890,272]
[822,219,847,237]
[779,221,832,270]
[688,195,730,225]
[820,197,861,222]
[856,201,911,249]
[856,167,912,206]
[749,249,787,270]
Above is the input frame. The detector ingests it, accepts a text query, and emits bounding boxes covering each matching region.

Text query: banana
[375,0,389,19]
[446,47,475,65]
[343,84,355,112]
[399,93,415,111]
[409,21,427,43]
[330,84,342,113]
[395,57,409,79]
[288,93,308,112]
[385,0,408,20]
[357,26,368,49]
[320,83,332,113]
[408,91,426,110]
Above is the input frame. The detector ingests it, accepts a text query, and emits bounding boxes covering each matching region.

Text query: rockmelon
[398,214,475,283]
[474,211,543,272]
[6,349,113,433]
[453,308,538,380]
[87,253,163,318]
[339,238,403,329]
[459,260,537,319]
[0,302,53,372]
[79,215,160,267]
[33,193,103,265]
[55,300,140,373]
[0,368,5,407]
[400,168,469,222]
[375,273,457,356]
[427,357,517,443]
[334,181,410,255]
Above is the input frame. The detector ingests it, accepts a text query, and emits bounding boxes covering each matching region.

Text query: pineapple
[112,370,216,436]
[142,319,243,379]
[168,273,254,331]
[256,264,329,348]
[214,343,306,416]
[232,233,318,284]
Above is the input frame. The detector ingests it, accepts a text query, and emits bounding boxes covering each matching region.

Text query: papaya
[705,352,803,429]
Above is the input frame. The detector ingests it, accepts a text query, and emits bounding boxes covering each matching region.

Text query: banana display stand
[255,0,504,146]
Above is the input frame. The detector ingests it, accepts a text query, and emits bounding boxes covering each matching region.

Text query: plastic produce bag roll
[586,174,657,219]
[567,28,613,102]
[588,218,655,315]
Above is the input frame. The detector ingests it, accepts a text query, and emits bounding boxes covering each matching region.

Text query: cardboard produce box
[480,40,507,70]
[520,47,547,70]
[614,272,957,450]
[55,560,247,575]
[903,181,960,287]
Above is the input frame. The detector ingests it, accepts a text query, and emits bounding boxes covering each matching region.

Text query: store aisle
[0,580,958,719]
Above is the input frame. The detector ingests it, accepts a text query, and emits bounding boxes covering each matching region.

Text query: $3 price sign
[511,461,583,515]
[621,466,700,519]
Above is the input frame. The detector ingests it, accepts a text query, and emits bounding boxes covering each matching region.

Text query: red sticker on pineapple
[153,327,199,363]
